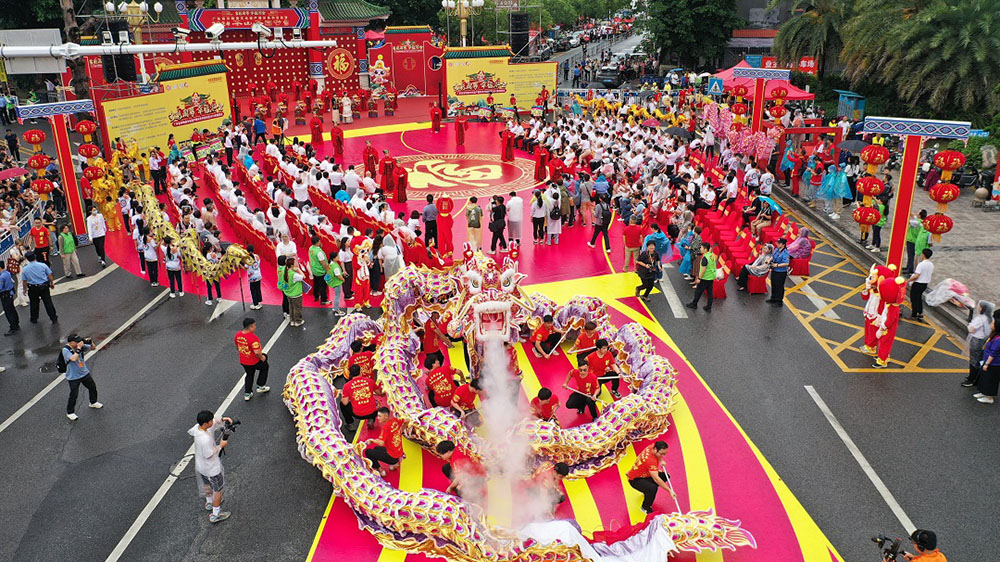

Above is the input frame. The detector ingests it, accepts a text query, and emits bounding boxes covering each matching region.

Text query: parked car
[555,37,570,51]
[595,67,623,88]
[569,34,581,47]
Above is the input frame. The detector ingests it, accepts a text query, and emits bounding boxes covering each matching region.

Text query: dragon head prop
[448,244,531,343]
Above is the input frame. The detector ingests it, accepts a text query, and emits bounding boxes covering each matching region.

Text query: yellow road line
[905,331,942,370]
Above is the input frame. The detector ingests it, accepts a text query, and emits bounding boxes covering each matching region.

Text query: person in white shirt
[86,207,108,267]
[188,410,234,523]
[292,179,310,203]
[362,172,377,195]
[505,191,524,244]
[269,205,289,236]
[275,232,297,258]
[316,173,331,196]
[906,249,934,320]
[759,170,775,195]
[265,140,282,160]
[344,166,361,193]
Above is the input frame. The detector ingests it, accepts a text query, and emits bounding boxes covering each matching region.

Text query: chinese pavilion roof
[442,45,515,59]
[318,0,390,22]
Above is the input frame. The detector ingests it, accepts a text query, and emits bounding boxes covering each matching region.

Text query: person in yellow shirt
[903,529,946,561]
[137,152,150,184]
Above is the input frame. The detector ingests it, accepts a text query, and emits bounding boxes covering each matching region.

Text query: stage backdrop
[444,47,556,108]
[101,64,231,154]
[367,26,445,96]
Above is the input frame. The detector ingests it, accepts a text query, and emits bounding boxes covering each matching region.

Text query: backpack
[56,346,70,374]
[549,206,561,220]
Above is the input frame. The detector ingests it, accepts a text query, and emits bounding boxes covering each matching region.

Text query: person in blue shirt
[21,251,57,323]
[62,334,102,420]
[0,261,19,335]
[767,238,790,307]
[643,224,673,279]
[253,117,267,145]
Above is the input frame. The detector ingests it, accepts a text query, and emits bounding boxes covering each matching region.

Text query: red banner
[189,8,308,31]
[797,57,818,75]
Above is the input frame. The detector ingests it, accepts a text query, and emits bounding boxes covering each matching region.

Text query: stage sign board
[187,8,309,31]
[495,0,520,9]
[446,56,556,109]
[102,72,231,156]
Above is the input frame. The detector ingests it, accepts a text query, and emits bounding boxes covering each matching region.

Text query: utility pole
[59,0,91,100]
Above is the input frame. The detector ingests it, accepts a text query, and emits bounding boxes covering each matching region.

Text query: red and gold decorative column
[307,0,326,93]
[732,66,791,133]
[51,114,88,236]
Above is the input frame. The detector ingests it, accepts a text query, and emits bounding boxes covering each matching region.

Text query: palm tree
[843,0,1000,113]
[770,0,853,79]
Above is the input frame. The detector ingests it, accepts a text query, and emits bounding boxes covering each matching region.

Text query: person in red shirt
[424,354,461,408]
[338,375,381,430]
[530,387,560,422]
[531,462,569,508]
[569,321,599,365]
[234,318,270,402]
[504,341,522,378]
[587,338,623,398]
[450,378,483,426]
[429,103,442,133]
[29,218,51,265]
[531,314,564,358]
[418,311,450,366]
[563,362,600,418]
[364,407,404,475]
[347,340,376,380]
[191,128,203,144]
[627,441,675,513]
[435,439,486,497]
[622,216,644,272]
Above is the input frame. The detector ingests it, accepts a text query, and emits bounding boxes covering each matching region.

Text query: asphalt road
[550,33,645,89]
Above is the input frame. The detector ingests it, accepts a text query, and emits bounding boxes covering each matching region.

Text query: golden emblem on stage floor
[391,153,538,197]
[407,158,502,189]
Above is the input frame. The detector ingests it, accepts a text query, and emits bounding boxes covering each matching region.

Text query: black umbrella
[662,126,692,139]
[584,82,608,90]
[837,139,869,153]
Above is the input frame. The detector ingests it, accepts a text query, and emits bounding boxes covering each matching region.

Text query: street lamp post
[104,0,163,83]
[442,0,484,48]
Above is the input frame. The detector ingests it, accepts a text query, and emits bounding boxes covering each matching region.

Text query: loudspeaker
[510,12,530,56]
[98,20,137,83]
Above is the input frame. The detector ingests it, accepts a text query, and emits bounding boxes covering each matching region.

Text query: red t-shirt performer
[562,362,601,419]
[451,378,484,426]
[29,217,51,264]
[234,318,270,402]
[363,407,405,475]
[587,338,623,399]
[338,374,382,430]
[435,439,486,498]
[626,441,675,514]
[530,387,560,422]
[423,354,461,408]
[429,103,442,133]
[531,314,564,358]
[347,339,376,380]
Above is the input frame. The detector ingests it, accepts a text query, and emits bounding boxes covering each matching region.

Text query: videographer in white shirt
[188,410,235,523]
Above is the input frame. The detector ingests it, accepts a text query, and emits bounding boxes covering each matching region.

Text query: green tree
[382,0,444,27]
[770,0,853,79]
[640,0,743,69]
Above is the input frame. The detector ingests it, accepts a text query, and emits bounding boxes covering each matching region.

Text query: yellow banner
[445,56,556,108]
[102,72,230,154]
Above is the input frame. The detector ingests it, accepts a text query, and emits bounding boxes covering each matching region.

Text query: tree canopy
[639,0,744,69]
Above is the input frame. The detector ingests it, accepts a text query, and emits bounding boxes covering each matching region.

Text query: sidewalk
[773,182,999,336]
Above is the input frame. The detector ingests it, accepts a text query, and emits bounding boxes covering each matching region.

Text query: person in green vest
[903,209,932,275]
[57,224,84,278]
[324,251,345,317]
[279,255,306,327]
[685,242,716,312]
[308,235,330,306]
[867,195,889,253]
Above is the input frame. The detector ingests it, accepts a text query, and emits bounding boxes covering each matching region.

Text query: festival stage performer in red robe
[293,80,304,100]
[534,147,549,182]
[321,88,334,112]
[303,89,314,116]
[379,150,397,193]
[861,264,895,355]
[363,141,379,179]
[455,113,469,147]
[331,123,345,157]
[309,114,324,147]
[394,165,409,203]
[436,196,455,257]
[308,78,319,96]
[277,91,289,108]
[266,80,277,102]
[873,275,906,368]
[501,129,515,162]
[547,157,564,183]
[430,103,442,133]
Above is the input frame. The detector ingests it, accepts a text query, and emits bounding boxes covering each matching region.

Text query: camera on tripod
[872,534,903,561]
[221,418,241,440]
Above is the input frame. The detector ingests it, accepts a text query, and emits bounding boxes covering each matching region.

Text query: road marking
[804,385,915,534]
[52,264,119,296]
[209,299,238,322]
[0,289,169,436]
[658,275,688,319]
[790,275,841,320]
[104,318,291,562]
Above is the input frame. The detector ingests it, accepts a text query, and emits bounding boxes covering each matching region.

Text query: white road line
[209,299,238,322]
[658,274,688,319]
[790,275,840,320]
[104,318,290,562]
[52,264,119,296]
[0,289,169,436]
[804,385,915,534]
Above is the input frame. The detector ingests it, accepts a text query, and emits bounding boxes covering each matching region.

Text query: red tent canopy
[714,60,814,101]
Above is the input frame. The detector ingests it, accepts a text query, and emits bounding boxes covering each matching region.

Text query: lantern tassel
[937,202,948,213]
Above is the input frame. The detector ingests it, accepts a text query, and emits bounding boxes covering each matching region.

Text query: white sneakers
[89,402,103,409]
[66,413,78,421]
[205,300,214,306]
[256,386,270,393]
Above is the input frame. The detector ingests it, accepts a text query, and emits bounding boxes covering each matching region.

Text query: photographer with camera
[60,334,102,421]
[187,410,236,523]
[903,530,946,561]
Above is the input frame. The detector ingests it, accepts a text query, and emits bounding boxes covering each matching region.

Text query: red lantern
[731,102,748,116]
[922,213,953,242]
[83,166,105,180]
[75,120,98,142]
[769,105,787,120]
[856,176,885,200]
[928,182,960,213]
[78,143,101,160]
[436,195,455,215]
[860,145,890,174]
[770,86,788,100]
[852,206,881,227]
[31,178,54,195]
[731,85,749,99]
[27,154,50,176]
[932,150,965,181]
[23,129,46,153]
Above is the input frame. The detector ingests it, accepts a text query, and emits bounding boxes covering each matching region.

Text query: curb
[771,187,969,339]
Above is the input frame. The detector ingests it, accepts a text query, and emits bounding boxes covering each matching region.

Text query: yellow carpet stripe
[375,437,424,562]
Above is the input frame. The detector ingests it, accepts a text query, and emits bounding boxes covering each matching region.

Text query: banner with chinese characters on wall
[367,26,445,96]
[445,53,556,110]
[100,68,231,155]
[761,56,817,76]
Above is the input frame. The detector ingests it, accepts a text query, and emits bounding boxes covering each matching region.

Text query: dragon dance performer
[429,103,442,133]
[530,387,561,422]
[861,264,896,355]
[363,407,404,476]
[435,440,486,499]
[423,354,462,408]
[627,441,677,514]
[563,362,600,419]
[588,339,623,399]
[337,373,381,431]
[873,275,907,369]
[347,339,376,380]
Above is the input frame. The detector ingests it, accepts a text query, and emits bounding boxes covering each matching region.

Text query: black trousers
[92,235,107,263]
[67,374,98,414]
[1,291,19,330]
[146,260,159,284]
[490,229,508,252]
[911,282,928,316]
[342,262,354,299]
[904,241,916,273]
[152,168,167,194]
[424,220,438,248]
[590,223,610,247]
[532,217,545,240]
[339,402,377,426]
[566,392,598,418]
[637,275,655,297]
[538,332,562,355]
[242,360,269,393]
[770,270,787,302]
[253,131,267,145]
[629,472,668,511]
[690,278,714,309]
[313,275,328,302]
[598,374,620,392]
[249,280,262,305]
[167,269,183,293]
[737,266,751,288]
[206,280,221,300]
[364,446,400,469]
[28,284,57,322]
